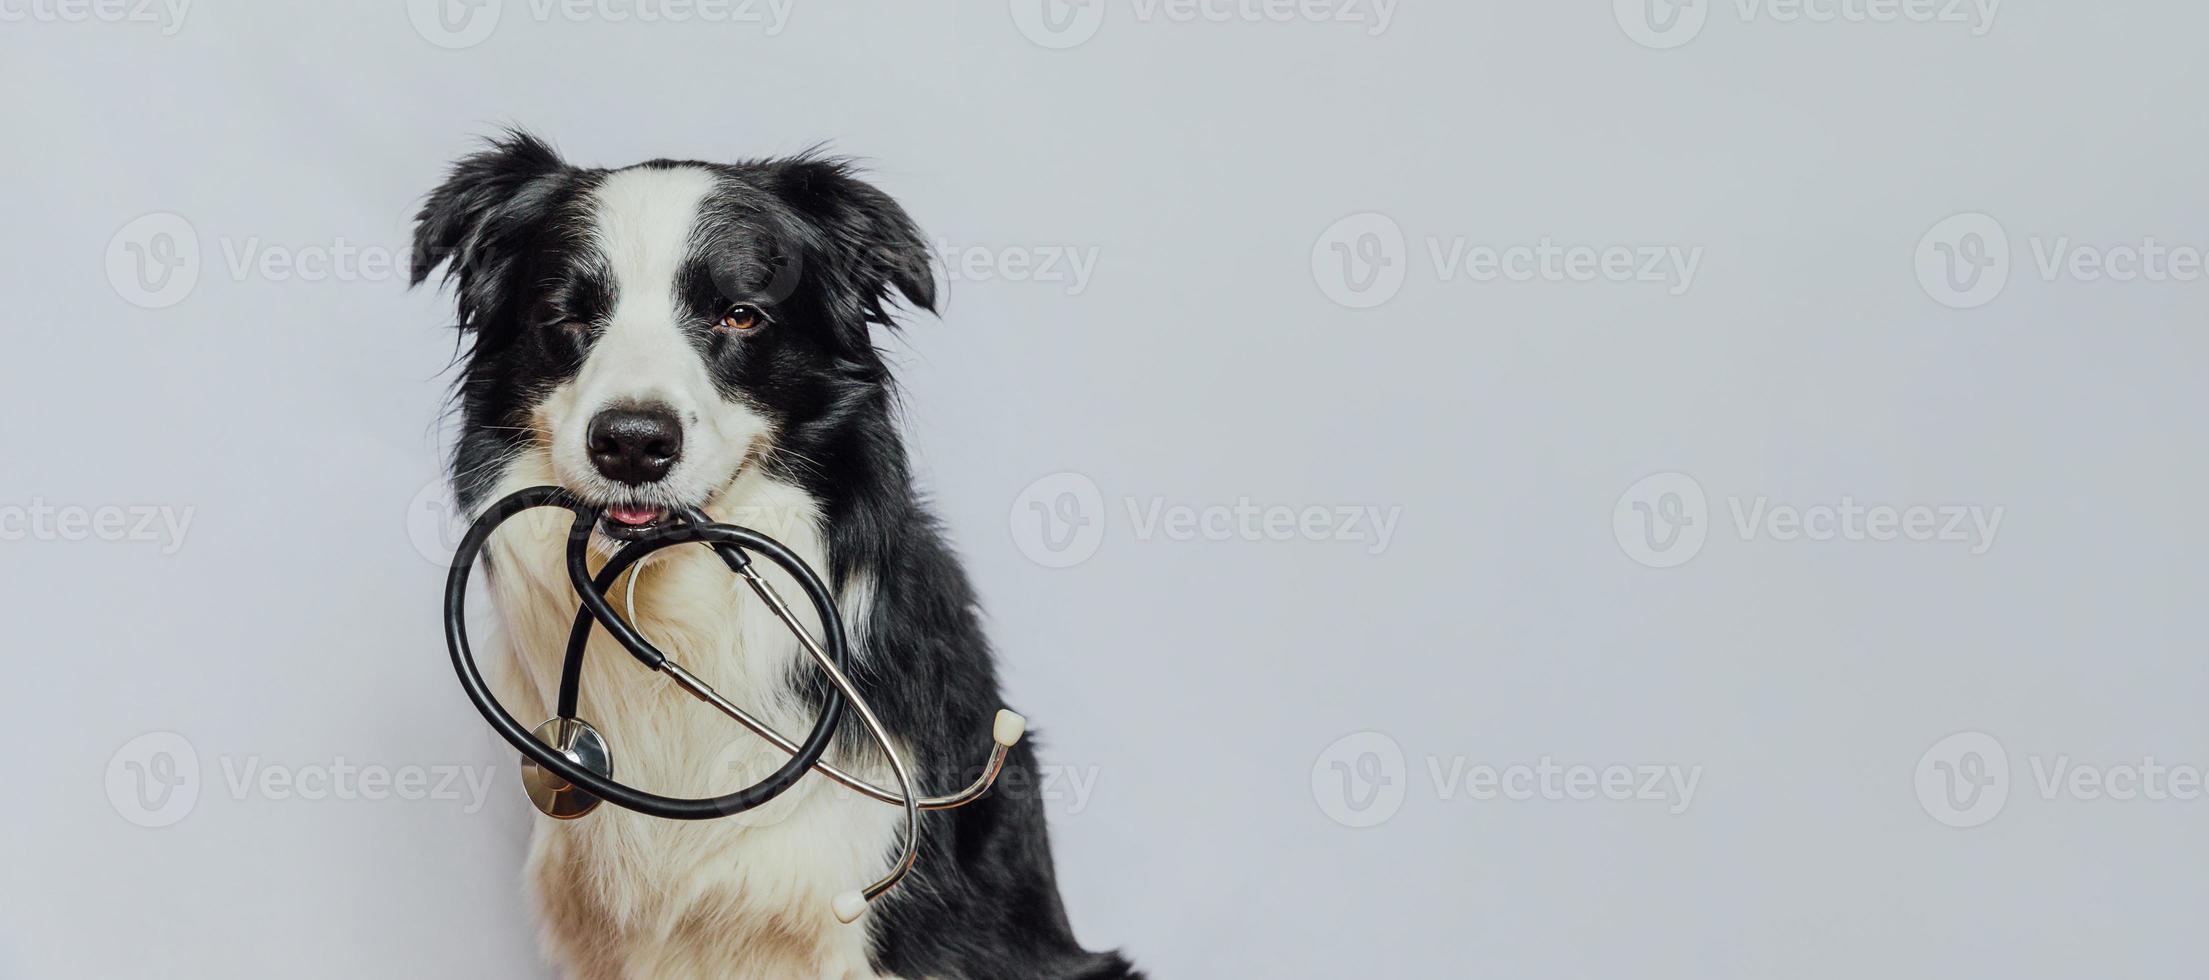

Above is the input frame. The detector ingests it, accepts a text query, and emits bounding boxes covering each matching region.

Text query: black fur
[412,131,1140,979]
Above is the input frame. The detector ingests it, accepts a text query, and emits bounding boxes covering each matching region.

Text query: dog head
[411,132,934,539]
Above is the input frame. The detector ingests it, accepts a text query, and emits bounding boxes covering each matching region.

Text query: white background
[3,2,2206,977]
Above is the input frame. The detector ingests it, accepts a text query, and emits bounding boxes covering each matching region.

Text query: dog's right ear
[410,130,570,331]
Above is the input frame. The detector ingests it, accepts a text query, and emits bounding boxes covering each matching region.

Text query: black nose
[587,405,683,485]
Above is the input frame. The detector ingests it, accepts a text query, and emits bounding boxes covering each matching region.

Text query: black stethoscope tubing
[444,485,848,820]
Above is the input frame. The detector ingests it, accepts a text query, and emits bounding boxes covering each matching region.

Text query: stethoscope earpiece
[446,487,1023,923]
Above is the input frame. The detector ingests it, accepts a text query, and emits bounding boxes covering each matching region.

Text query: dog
[411,132,1140,980]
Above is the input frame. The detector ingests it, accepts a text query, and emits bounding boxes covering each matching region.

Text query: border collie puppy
[412,132,1139,980]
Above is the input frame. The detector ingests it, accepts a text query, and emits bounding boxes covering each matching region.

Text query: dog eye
[548,320,589,346]
[718,304,769,334]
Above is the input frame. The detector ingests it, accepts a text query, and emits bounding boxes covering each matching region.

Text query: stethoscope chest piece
[520,717,614,820]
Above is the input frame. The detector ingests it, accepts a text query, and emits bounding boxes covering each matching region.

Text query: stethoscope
[443,486,1026,924]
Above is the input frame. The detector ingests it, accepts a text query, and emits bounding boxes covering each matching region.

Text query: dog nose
[587,405,683,485]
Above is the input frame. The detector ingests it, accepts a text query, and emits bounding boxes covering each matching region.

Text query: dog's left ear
[772,158,937,330]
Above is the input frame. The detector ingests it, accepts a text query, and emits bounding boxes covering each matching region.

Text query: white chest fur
[477,462,902,980]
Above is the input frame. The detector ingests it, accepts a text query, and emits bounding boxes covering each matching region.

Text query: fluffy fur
[412,132,1138,980]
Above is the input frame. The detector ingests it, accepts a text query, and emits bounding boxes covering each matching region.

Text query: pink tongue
[605,507,662,526]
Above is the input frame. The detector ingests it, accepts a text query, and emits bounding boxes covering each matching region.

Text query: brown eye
[719,304,768,334]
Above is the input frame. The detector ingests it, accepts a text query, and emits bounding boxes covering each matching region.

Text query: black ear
[771,157,937,328]
[410,130,571,331]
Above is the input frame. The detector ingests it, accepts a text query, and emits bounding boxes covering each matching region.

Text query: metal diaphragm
[520,717,614,819]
